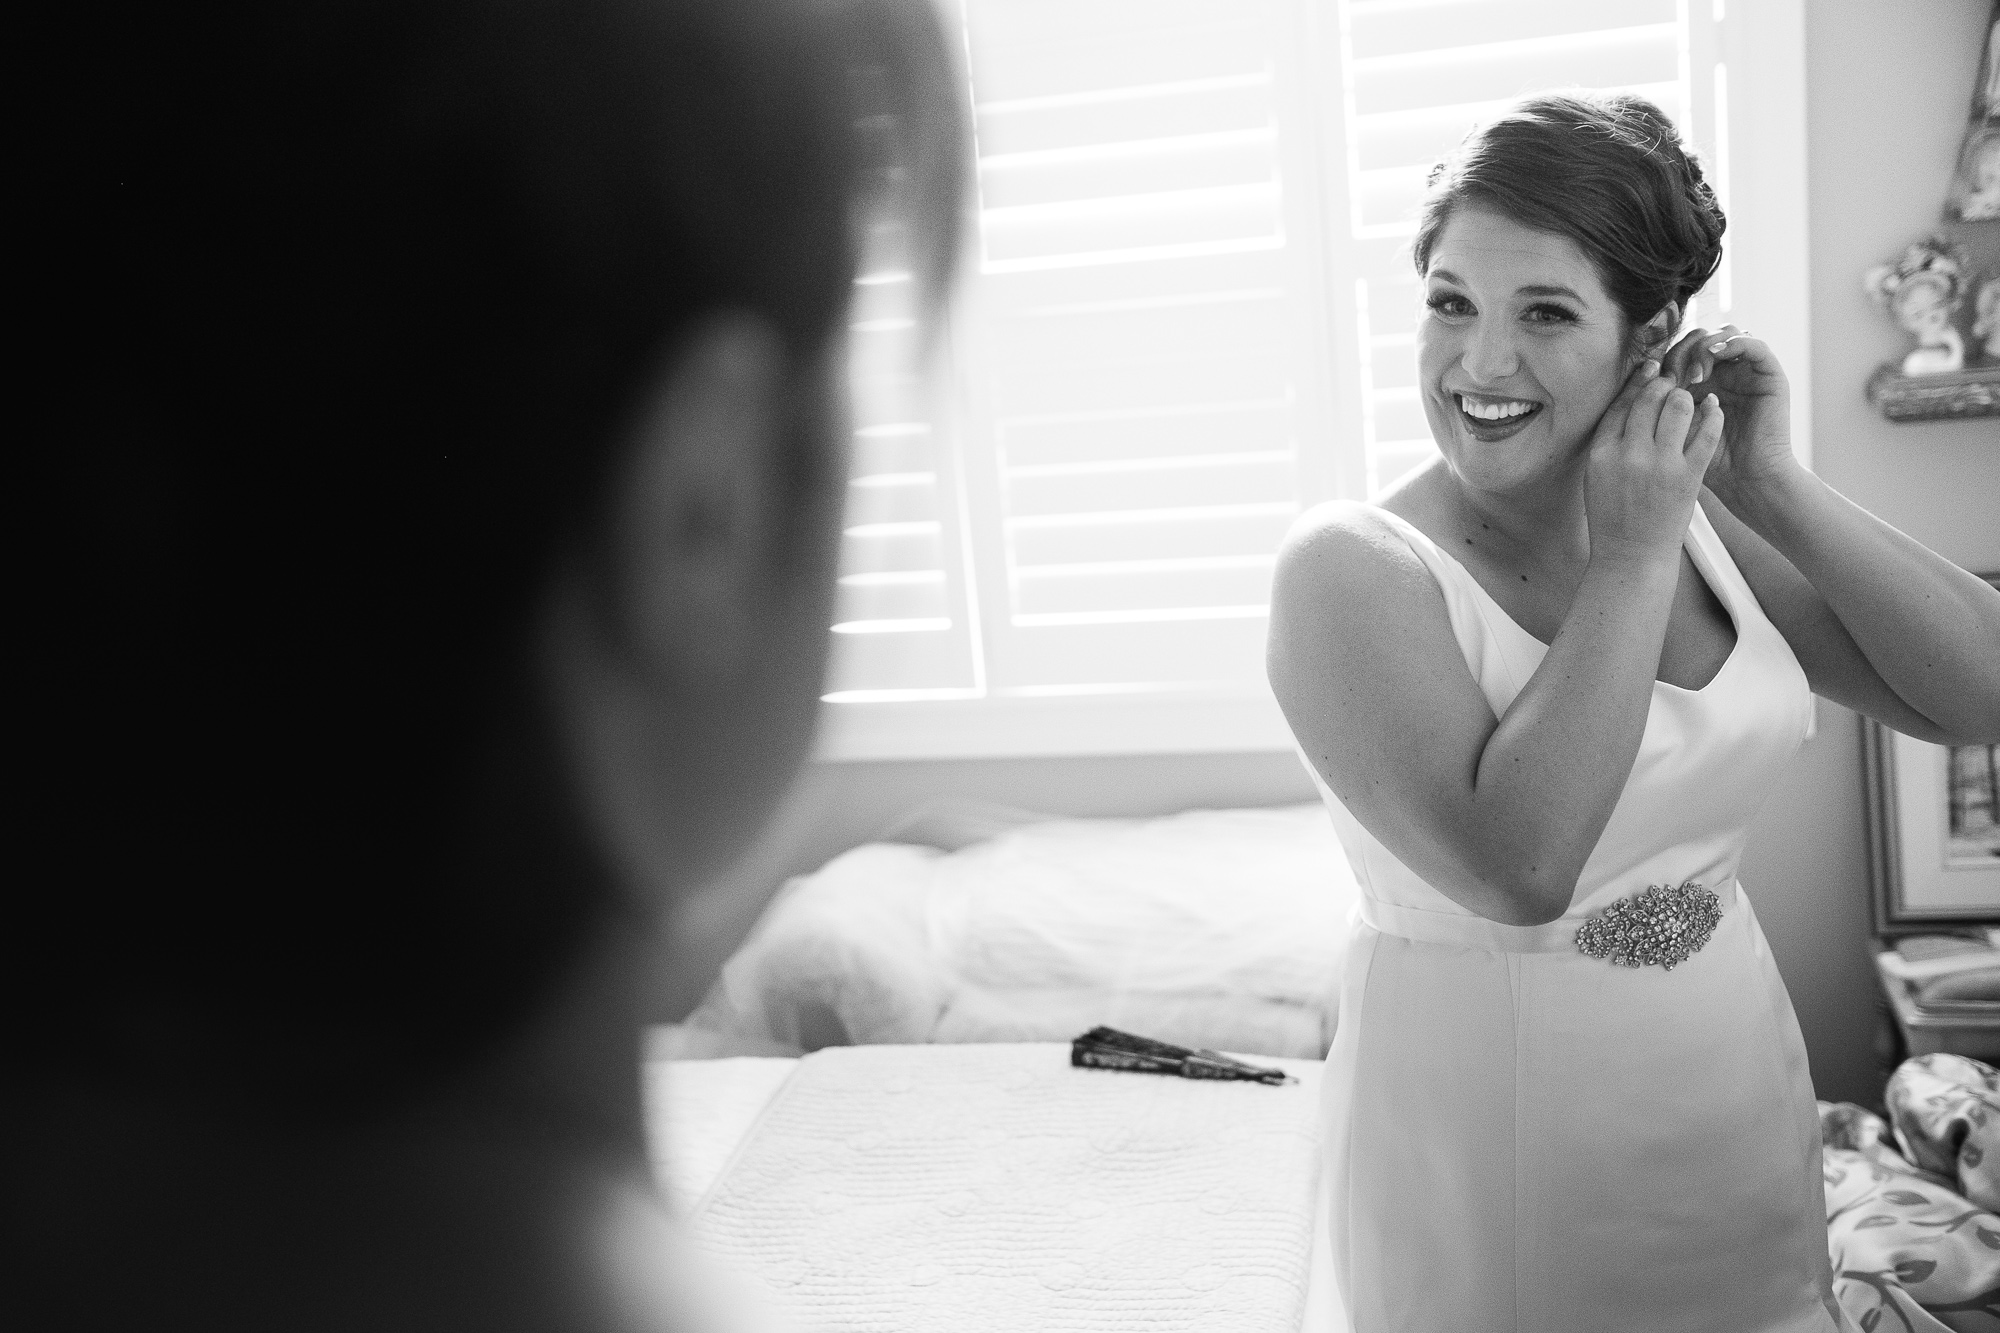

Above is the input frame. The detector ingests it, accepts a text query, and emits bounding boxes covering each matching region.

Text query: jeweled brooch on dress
[1575,881,1722,970]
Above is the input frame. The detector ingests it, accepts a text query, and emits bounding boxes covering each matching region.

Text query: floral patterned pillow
[1821,1054,2000,1333]
[1889,1054,2000,1214]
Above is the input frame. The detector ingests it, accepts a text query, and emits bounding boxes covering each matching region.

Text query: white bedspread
[688,1042,1323,1332]
[645,1056,802,1216]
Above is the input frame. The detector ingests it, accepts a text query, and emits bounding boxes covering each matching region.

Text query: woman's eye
[1523,303,1579,324]
[1425,293,1473,317]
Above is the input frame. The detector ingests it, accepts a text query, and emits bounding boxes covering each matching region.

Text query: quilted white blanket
[691,1042,1323,1332]
[647,1056,801,1216]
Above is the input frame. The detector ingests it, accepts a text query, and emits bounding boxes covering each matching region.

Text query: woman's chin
[1436,438,1579,498]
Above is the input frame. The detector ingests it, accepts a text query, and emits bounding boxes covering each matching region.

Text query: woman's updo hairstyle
[1411,93,1726,345]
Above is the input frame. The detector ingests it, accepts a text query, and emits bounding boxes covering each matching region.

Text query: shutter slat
[988,347,1289,420]
[967,23,1270,105]
[1350,0,1678,61]
[979,129,1277,211]
[981,182,1282,266]
[985,292,1285,369]
[1354,80,1685,172]
[1349,30,1679,116]
[833,577,951,626]
[972,0,1258,48]
[822,628,973,696]
[995,617,1268,686]
[978,82,1272,156]
[1002,402,1291,469]
[1015,562,1275,616]
[1007,455,1297,517]
[1010,506,1298,568]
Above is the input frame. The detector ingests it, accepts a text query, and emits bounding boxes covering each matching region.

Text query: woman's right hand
[1583,359,1725,560]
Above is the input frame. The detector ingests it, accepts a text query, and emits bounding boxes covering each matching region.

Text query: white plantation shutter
[953,0,1337,696]
[818,0,1807,760]
[821,0,1337,756]
[823,216,982,700]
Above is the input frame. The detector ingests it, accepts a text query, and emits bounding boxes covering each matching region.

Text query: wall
[680,2,2000,1110]
[1804,1,1998,570]
[1750,0,1999,1106]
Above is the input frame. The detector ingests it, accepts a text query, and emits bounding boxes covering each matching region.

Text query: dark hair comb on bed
[1070,1026,1295,1085]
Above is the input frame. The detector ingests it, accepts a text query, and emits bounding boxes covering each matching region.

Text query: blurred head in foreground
[35,0,961,1323]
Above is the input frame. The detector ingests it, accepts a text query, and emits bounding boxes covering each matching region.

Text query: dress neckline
[1369,504,1744,697]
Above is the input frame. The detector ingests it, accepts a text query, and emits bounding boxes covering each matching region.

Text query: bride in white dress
[1268,93,2000,1332]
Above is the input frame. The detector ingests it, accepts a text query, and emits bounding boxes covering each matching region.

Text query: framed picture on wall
[1943,1,1998,222]
[1866,574,2000,934]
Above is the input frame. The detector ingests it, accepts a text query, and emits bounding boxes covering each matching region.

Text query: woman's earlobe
[1644,307,1681,356]
[1626,337,1668,371]
[1624,328,1674,375]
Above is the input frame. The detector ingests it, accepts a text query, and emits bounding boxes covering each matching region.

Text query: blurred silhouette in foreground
[27,0,962,1326]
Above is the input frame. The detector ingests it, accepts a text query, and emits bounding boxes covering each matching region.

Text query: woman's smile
[1453,390,1545,441]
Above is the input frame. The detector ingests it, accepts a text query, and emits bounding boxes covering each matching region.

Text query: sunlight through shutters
[949,0,1335,697]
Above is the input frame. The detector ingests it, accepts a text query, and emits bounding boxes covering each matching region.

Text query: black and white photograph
[1951,743,2000,865]
[1870,722,2000,927]
[1946,5,2000,221]
[38,2,2000,1332]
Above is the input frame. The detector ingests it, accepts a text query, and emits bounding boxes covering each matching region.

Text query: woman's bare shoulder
[1271,499,1441,629]
[1268,495,1495,834]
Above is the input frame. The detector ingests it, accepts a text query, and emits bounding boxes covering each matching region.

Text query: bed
[648,801,1351,1328]
[645,1044,1342,1332]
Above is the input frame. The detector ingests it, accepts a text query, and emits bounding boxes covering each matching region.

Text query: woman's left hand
[1659,324,1798,509]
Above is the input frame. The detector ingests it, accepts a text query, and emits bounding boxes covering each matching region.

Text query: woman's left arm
[1665,324,2000,746]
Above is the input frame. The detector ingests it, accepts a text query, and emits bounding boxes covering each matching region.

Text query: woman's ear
[1630,305,1679,363]
[606,312,790,679]
[538,310,841,907]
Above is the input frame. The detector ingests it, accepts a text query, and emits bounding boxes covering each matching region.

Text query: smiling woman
[1267,91,2000,1332]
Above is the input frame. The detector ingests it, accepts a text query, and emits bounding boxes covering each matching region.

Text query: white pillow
[926,803,1356,1010]
[701,843,951,1049]
[688,802,1358,1056]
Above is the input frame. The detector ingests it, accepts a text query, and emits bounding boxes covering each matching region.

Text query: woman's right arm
[1265,366,1721,926]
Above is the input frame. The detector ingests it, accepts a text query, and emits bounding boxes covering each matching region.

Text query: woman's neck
[1392,458,1593,572]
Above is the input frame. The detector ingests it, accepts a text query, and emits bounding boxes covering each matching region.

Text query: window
[818,0,1809,762]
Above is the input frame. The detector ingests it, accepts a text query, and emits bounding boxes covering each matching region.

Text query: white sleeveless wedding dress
[1304,504,1851,1332]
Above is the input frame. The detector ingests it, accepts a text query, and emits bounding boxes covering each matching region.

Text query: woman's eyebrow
[1424,270,1586,303]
